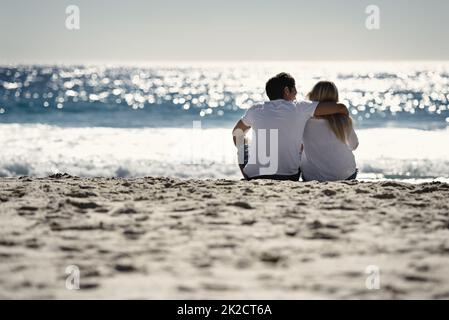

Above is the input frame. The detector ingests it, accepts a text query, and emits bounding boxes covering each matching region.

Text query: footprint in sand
[0,240,18,247]
[80,282,100,290]
[215,180,237,186]
[259,251,284,264]
[372,193,396,199]
[403,274,439,283]
[65,191,97,198]
[172,204,197,212]
[411,186,440,194]
[227,201,253,209]
[284,227,298,236]
[123,228,146,240]
[308,220,324,229]
[17,206,38,216]
[241,218,256,225]
[59,245,81,252]
[322,189,337,196]
[24,238,42,249]
[201,282,235,291]
[12,189,26,198]
[134,215,149,222]
[114,263,137,273]
[380,181,413,189]
[113,206,138,215]
[66,199,101,209]
[177,285,196,292]
[134,196,149,201]
[307,231,339,240]
[48,173,73,179]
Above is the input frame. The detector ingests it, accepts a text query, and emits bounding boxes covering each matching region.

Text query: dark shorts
[301,169,358,182]
[346,169,358,180]
[238,143,301,181]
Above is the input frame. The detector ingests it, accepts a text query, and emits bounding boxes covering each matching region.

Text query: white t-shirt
[300,118,359,181]
[240,99,318,178]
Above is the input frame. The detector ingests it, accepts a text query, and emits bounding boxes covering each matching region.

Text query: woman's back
[300,118,358,181]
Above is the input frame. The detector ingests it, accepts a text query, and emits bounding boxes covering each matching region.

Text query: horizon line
[2,59,449,67]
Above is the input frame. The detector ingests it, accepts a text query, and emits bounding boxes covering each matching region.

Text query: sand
[0,174,449,299]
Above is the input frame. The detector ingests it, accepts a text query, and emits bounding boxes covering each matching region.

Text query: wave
[1,124,448,180]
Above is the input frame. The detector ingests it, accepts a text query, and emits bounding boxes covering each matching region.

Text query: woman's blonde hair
[307,81,353,144]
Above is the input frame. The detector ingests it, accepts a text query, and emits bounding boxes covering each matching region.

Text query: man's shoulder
[295,100,319,114]
[248,102,264,109]
[295,99,318,107]
[249,100,296,109]
[246,100,316,115]
[244,101,269,113]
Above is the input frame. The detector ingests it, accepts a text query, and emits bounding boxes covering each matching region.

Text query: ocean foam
[1,124,448,181]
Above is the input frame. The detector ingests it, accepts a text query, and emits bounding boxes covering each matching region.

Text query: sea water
[1,61,448,181]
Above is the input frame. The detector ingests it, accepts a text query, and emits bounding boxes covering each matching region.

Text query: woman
[300,81,358,181]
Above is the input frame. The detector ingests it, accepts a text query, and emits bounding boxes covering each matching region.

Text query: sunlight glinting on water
[1,62,449,126]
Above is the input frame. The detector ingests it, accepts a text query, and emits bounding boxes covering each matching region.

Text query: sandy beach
[0,175,448,299]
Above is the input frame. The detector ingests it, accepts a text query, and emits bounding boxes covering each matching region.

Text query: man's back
[241,99,318,178]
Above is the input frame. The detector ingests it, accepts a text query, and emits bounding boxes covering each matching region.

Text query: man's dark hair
[265,72,296,100]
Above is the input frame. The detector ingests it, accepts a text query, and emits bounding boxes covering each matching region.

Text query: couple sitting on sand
[232,72,358,182]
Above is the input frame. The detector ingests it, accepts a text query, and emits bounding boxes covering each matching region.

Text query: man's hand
[232,120,251,146]
[314,102,349,117]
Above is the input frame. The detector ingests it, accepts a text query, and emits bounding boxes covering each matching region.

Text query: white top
[300,118,359,181]
[241,99,318,178]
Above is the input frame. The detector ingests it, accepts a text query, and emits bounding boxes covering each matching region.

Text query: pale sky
[1,0,448,63]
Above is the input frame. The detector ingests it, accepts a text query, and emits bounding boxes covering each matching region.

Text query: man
[232,72,348,181]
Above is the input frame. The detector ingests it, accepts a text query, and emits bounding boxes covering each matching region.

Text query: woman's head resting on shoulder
[307,81,339,103]
[307,81,354,144]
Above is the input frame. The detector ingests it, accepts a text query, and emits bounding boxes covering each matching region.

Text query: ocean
[1,61,448,181]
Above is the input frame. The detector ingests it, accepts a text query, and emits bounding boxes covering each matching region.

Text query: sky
[0,0,448,63]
